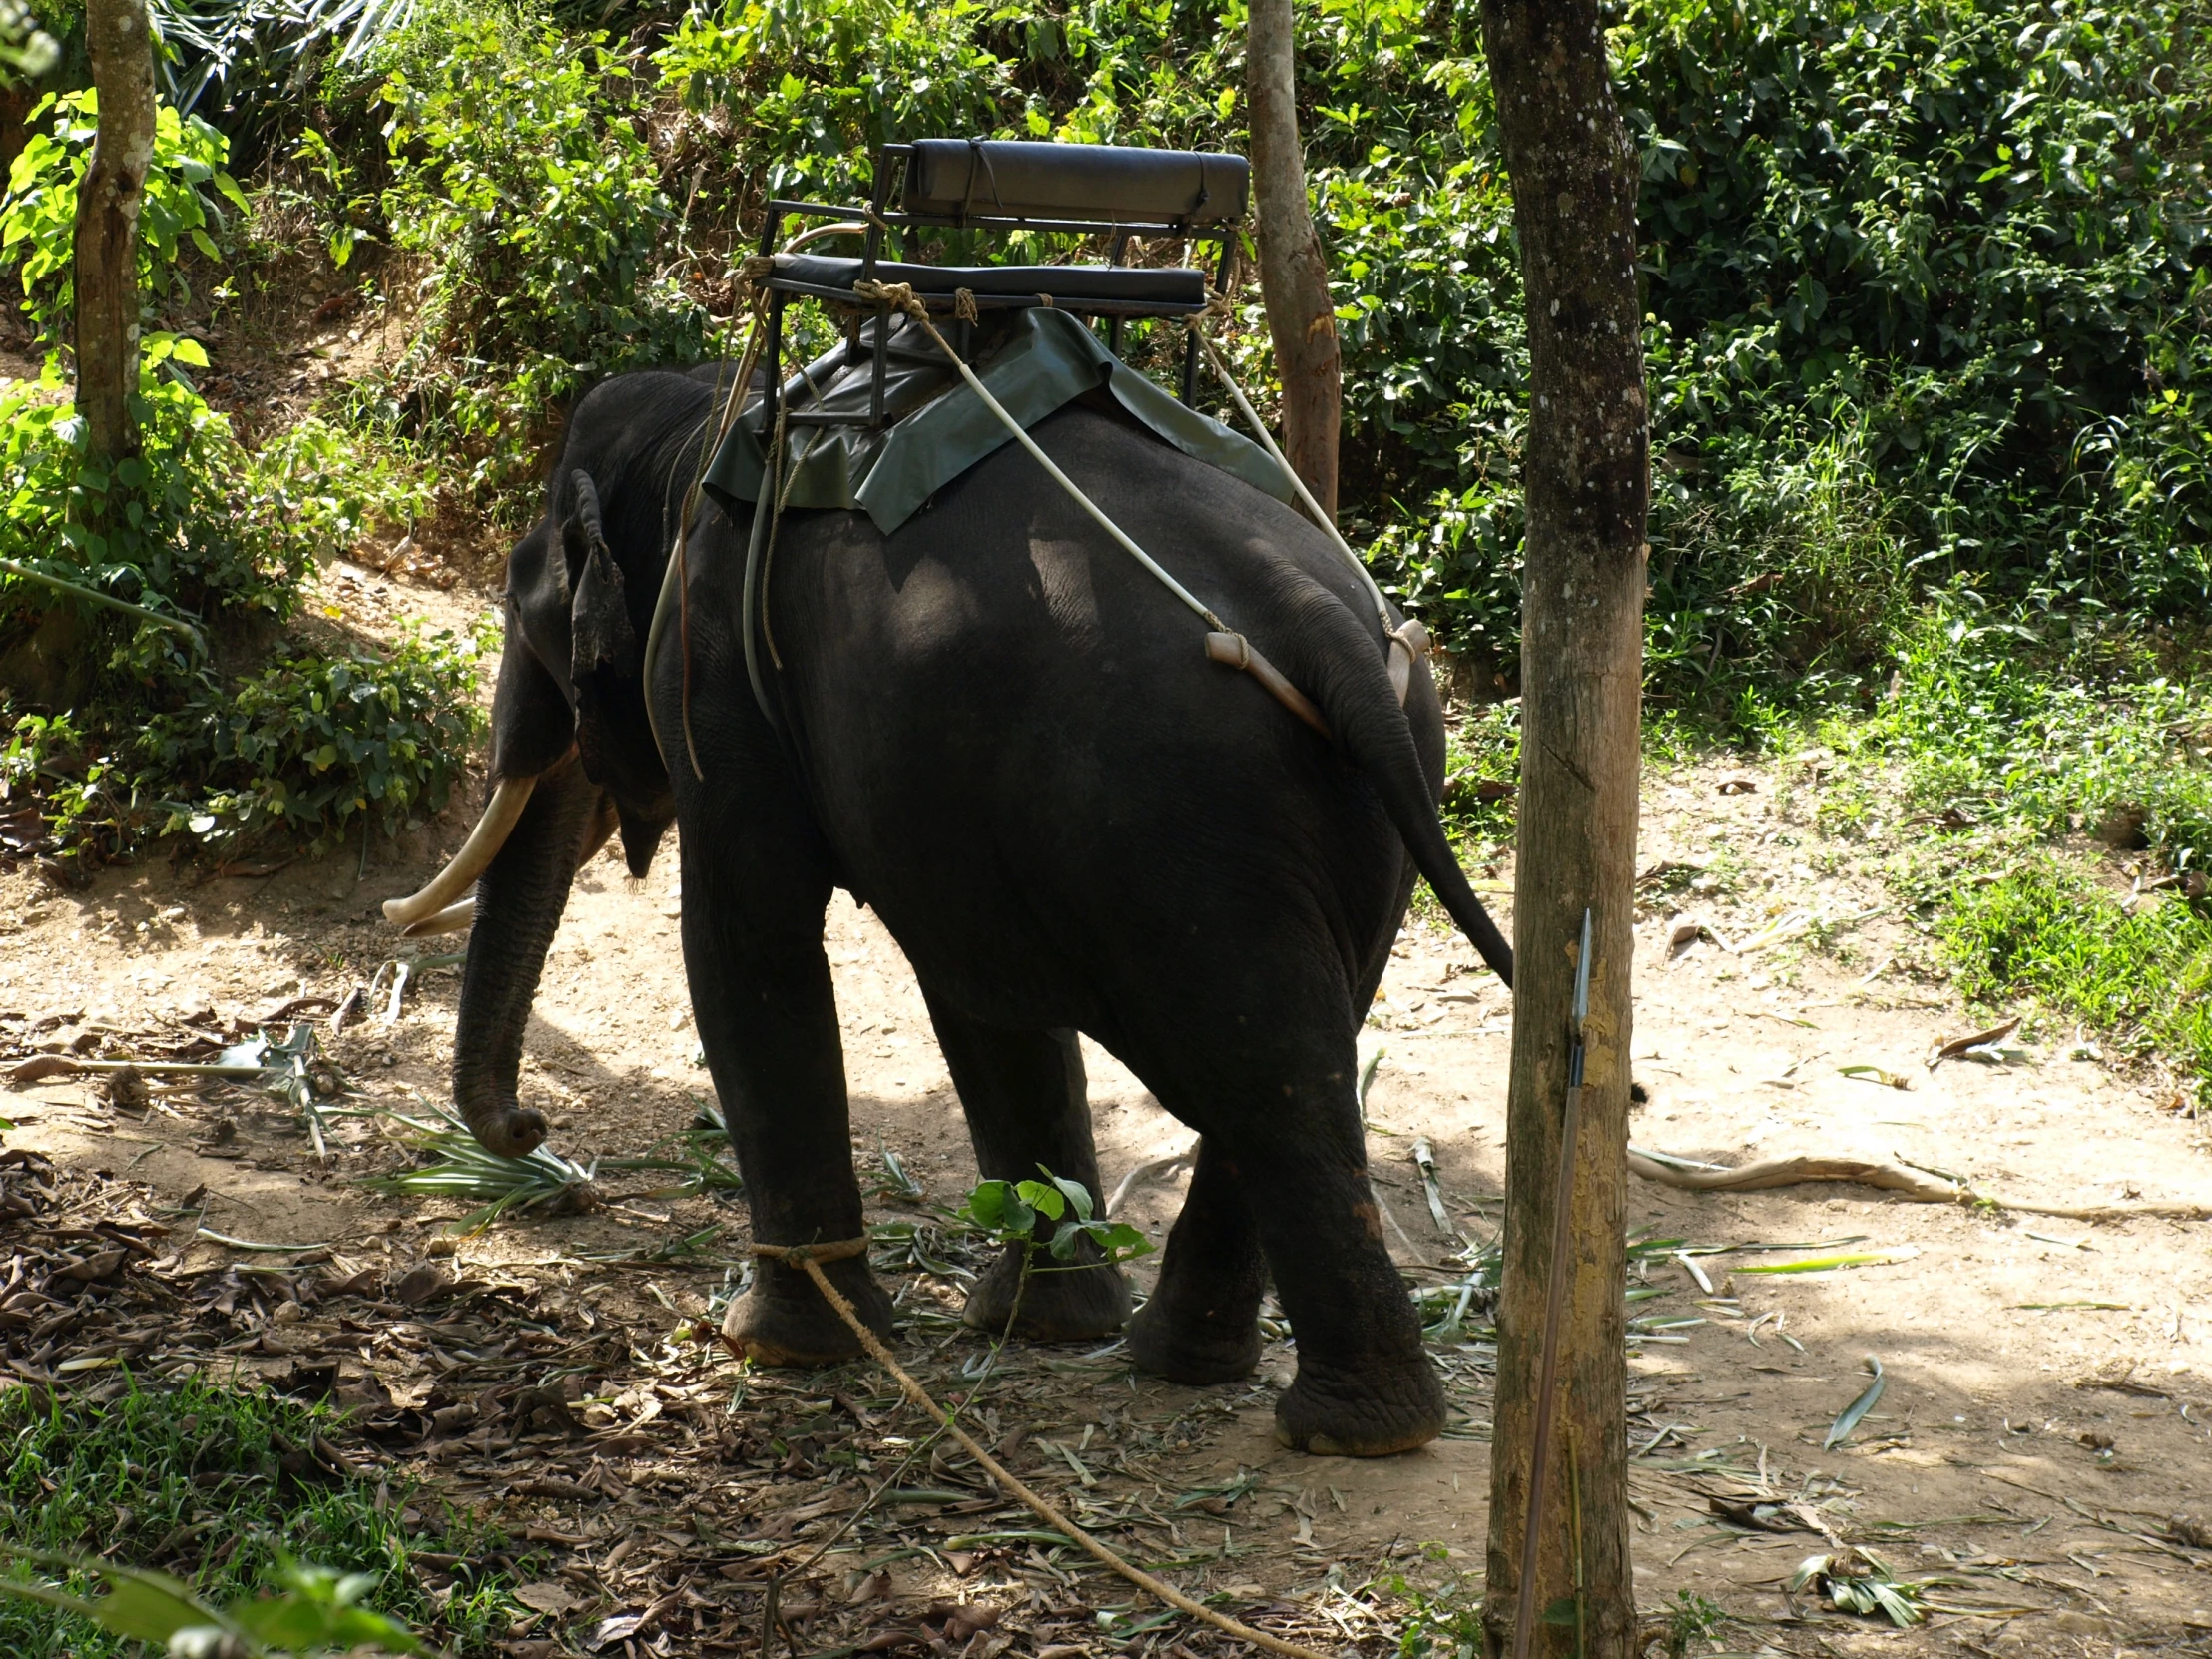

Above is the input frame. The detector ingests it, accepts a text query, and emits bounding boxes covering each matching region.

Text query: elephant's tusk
[399,896,475,938]
[381,776,537,929]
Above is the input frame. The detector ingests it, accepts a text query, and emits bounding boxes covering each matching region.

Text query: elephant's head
[381,368,727,1153]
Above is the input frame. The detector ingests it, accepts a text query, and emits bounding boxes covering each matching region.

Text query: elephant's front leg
[681,790,891,1366]
[921,994,1131,1341]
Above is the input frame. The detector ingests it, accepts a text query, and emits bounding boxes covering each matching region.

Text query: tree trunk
[1477,2,1648,1656]
[1246,0,1340,521]
[74,0,157,471]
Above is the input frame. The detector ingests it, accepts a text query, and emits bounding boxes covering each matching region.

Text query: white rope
[1191,325,1393,628]
[853,281,1227,633]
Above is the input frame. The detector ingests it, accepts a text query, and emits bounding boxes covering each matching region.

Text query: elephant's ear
[564,468,661,821]
[567,469,636,686]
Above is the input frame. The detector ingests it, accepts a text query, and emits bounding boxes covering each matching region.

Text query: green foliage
[361,3,719,503]
[0,85,480,869]
[1941,862,2212,1105]
[1382,1544,1483,1659]
[1612,0,2212,719]
[149,0,423,139]
[1825,595,2212,870]
[0,357,313,644]
[1438,697,1519,850]
[3,626,485,859]
[0,0,60,76]
[655,0,1012,205]
[960,1168,1151,1265]
[0,1376,523,1656]
[0,1549,428,1658]
[1658,1588,1729,1658]
[1,90,248,348]
[153,627,489,850]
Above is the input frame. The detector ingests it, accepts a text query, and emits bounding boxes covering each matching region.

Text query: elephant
[379,363,735,1138]
[384,358,1514,1457]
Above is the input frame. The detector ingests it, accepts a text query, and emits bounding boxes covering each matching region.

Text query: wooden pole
[1246,0,1341,521]
[74,0,157,475]
[1476,0,1648,1654]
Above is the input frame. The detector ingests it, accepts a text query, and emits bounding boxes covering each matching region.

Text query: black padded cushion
[902,140,1248,227]
[770,253,1208,311]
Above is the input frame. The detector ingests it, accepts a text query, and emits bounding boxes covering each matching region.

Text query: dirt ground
[3,560,2210,1658]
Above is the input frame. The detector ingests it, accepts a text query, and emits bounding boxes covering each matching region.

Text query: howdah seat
[755,138,1251,419]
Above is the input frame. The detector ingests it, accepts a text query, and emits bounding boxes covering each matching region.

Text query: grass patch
[1939,861,2212,1109]
[0,1375,525,1656]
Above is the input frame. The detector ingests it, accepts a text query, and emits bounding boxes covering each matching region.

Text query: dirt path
[3,571,2209,1657]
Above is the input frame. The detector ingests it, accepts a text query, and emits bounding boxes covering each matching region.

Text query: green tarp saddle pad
[699,306,1292,535]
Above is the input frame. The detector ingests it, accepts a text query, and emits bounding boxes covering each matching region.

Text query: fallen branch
[755,1240,1334,1659]
[1627,1146,2212,1221]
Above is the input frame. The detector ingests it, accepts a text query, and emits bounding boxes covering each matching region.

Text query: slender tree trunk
[1477,2,1648,1656]
[1246,0,1340,521]
[74,0,157,471]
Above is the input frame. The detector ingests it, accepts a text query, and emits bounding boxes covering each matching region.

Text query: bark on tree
[1477,1,1648,1656]
[74,0,157,471]
[1246,0,1341,521]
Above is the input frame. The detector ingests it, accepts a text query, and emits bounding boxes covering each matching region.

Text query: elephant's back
[770,406,1425,1031]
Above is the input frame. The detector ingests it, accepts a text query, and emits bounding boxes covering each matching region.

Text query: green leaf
[1824,1356,1885,1449]
[1041,1168,1094,1223]
[1012,1178,1065,1222]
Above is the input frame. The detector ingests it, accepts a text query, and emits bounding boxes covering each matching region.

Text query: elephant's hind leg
[1123,1010,1444,1457]
[1126,1137,1266,1383]
[923,996,1132,1341]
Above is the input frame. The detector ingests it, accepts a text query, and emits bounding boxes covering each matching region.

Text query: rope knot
[737,253,777,288]
[853,278,928,320]
[953,287,980,324]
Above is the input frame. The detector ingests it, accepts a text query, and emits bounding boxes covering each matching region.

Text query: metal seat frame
[755,141,1241,435]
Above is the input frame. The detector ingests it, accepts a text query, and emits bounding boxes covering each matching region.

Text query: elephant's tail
[1263,573,1515,990]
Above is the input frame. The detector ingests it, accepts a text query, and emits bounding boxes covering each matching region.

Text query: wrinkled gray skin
[460,367,1511,1456]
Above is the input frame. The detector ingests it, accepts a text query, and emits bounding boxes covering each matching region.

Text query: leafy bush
[150,627,490,850]
[359,2,720,503]
[2,90,247,349]
[0,1376,522,1657]
[1941,861,2212,1105]
[0,356,313,647]
[0,90,483,868]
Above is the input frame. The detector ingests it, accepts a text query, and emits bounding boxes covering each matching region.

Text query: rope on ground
[1627,1147,2212,1221]
[753,1240,1337,1659]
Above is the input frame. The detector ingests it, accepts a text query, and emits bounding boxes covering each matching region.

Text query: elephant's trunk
[450,754,609,1157]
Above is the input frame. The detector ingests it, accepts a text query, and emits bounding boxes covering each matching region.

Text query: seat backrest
[900,140,1248,229]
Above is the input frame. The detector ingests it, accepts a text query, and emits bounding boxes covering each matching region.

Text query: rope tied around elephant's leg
[749,1236,871,1267]
[750,1237,1337,1659]
[847,279,1334,741]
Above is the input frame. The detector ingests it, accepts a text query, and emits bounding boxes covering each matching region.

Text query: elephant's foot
[962,1241,1130,1341]
[1126,1285,1261,1385]
[722,1257,893,1367]
[1272,1352,1446,1456]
